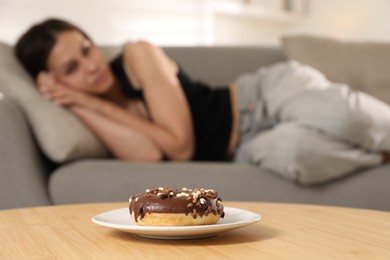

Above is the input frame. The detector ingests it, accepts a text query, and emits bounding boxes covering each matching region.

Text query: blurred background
[0,0,389,46]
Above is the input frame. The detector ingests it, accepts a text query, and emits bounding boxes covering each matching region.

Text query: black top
[110,55,232,161]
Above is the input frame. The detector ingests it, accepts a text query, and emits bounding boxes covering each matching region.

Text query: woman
[15,18,390,184]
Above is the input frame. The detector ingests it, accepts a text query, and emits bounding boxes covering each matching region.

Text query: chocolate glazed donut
[129,187,225,226]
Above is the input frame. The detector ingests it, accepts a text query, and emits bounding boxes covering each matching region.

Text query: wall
[0,0,210,46]
[0,0,390,46]
[284,0,390,42]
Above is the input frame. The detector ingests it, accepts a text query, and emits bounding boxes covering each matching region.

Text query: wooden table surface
[1,202,390,259]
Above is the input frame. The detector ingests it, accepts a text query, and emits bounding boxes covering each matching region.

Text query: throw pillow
[0,41,109,163]
[282,35,390,105]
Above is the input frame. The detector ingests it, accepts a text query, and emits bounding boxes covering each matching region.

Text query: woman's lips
[94,71,107,84]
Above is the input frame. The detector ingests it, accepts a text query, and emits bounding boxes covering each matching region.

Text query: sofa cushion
[282,35,390,105]
[0,41,109,162]
[49,160,390,211]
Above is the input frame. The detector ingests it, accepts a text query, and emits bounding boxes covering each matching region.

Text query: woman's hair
[15,18,91,79]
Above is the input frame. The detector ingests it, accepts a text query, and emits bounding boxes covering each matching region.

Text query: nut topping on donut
[129,187,225,226]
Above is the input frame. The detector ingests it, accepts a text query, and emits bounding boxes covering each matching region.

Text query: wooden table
[1,202,390,259]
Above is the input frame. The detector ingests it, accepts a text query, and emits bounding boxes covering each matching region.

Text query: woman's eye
[82,45,91,56]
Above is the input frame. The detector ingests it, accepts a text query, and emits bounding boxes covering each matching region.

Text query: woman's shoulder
[122,40,178,74]
[123,40,159,57]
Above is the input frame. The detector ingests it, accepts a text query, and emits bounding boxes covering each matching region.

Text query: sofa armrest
[0,95,51,209]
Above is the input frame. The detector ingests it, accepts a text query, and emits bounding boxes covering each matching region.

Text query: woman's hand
[37,71,88,107]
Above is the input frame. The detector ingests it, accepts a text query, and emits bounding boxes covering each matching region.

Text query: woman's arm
[121,41,195,160]
[37,73,162,161]
[41,81,194,160]
[70,106,162,161]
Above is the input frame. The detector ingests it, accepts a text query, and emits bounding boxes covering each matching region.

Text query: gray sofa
[1,41,390,211]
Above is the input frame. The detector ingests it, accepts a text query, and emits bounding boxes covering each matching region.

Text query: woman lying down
[15,18,390,185]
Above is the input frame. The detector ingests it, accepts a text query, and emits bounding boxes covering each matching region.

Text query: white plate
[92,207,261,239]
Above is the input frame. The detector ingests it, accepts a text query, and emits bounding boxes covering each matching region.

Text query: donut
[129,187,224,226]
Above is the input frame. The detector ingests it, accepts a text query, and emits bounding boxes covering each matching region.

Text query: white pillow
[0,42,109,163]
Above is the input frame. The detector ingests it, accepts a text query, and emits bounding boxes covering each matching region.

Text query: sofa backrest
[164,47,286,86]
[101,46,286,86]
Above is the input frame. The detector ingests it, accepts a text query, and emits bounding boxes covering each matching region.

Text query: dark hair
[14,18,91,79]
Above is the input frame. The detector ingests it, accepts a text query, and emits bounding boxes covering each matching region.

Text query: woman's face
[46,30,114,94]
